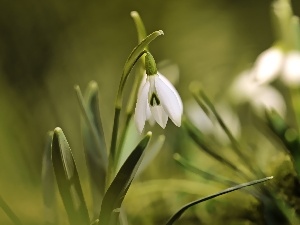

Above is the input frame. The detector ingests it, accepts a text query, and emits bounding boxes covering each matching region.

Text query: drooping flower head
[253,46,300,87]
[134,52,183,133]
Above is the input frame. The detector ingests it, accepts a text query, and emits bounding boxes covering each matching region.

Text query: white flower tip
[172,115,182,127]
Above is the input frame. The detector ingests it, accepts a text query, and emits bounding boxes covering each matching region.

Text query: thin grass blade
[183,117,250,180]
[165,176,273,225]
[42,131,57,225]
[0,196,22,225]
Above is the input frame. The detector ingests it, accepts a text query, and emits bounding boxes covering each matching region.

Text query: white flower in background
[230,69,286,118]
[135,52,183,133]
[134,73,183,133]
[253,46,300,87]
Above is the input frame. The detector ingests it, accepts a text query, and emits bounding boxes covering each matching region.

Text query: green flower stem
[114,12,149,167]
[108,30,164,183]
[271,0,293,49]
[115,60,146,167]
[109,51,146,180]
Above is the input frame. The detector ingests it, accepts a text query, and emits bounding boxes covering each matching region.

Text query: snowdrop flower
[230,69,286,118]
[253,46,300,87]
[134,52,183,133]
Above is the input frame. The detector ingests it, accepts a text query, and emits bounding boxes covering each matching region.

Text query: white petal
[134,81,150,133]
[250,85,286,118]
[229,69,260,104]
[185,99,214,133]
[281,51,300,87]
[154,73,183,127]
[253,47,284,84]
[150,105,168,128]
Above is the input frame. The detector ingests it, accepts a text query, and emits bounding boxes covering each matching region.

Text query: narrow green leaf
[165,176,273,225]
[75,82,108,219]
[193,88,258,175]
[130,11,147,44]
[51,127,90,225]
[75,84,108,170]
[99,132,152,225]
[183,117,250,180]
[42,131,57,225]
[0,196,22,225]
[173,153,236,187]
[173,153,262,199]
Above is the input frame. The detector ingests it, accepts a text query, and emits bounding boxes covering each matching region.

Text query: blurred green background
[0,0,300,224]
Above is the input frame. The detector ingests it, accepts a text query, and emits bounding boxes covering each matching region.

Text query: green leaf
[42,131,57,225]
[191,87,257,175]
[182,117,250,180]
[51,127,90,225]
[75,82,108,219]
[173,153,236,187]
[130,11,147,44]
[0,196,22,225]
[165,176,273,225]
[75,84,108,170]
[99,132,152,225]
[173,153,262,199]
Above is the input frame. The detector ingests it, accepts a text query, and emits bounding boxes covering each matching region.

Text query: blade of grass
[51,127,89,225]
[99,132,151,225]
[193,88,258,175]
[42,131,57,225]
[173,153,262,199]
[173,153,236,186]
[0,196,22,225]
[165,176,273,225]
[183,117,250,180]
